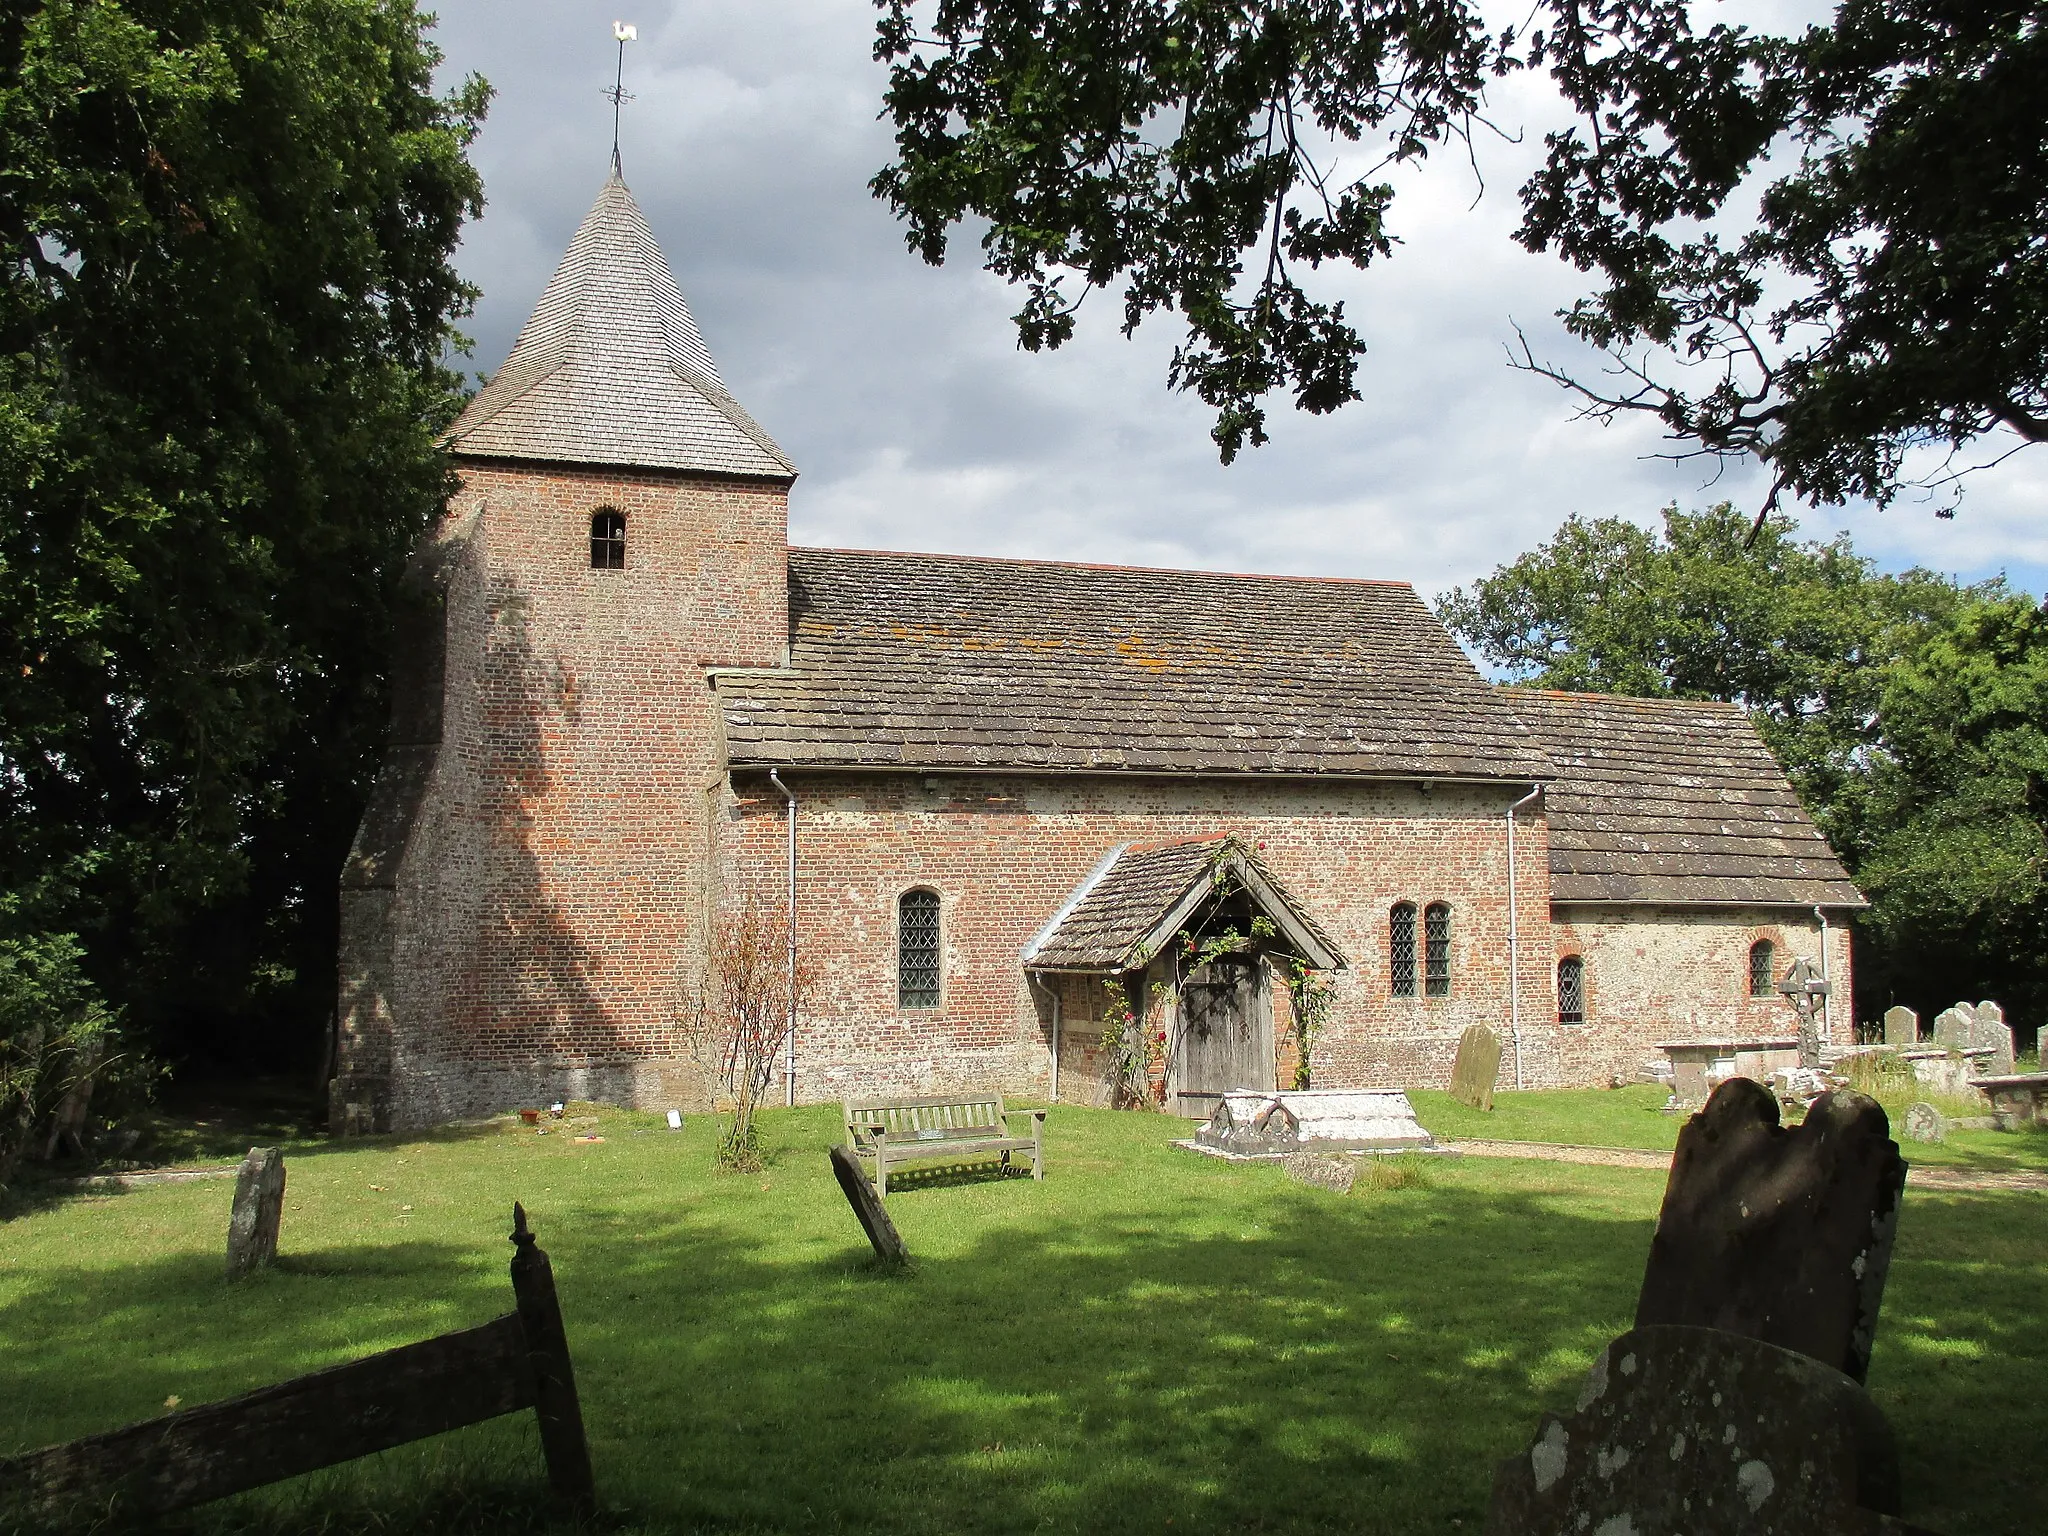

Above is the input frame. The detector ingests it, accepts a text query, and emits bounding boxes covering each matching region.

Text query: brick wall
[340,458,792,1128]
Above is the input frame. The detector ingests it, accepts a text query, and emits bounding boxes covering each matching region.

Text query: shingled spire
[446,173,795,479]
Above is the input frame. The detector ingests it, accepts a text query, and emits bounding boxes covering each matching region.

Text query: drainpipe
[1813,905,1832,1042]
[1505,784,1543,1091]
[767,770,798,1107]
[1028,970,1062,1102]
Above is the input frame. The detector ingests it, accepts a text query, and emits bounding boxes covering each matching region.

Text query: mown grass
[2,1104,2042,1535]
[1411,1076,2048,1174]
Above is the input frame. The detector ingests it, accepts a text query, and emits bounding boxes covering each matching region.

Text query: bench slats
[842,1091,1045,1197]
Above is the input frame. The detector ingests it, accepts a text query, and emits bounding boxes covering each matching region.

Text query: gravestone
[1282,1151,1356,1195]
[1484,1324,1924,1536]
[225,1146,286,1281]
[827,1145,907,1265]
[1635,1079,1906,1384]
[1882,1005,1918,1048]
[1449,1024,1503,1112]
[1931,1006,1973,1052]
[1901,1102,1946,1144]
[1972,1000,2013,1075]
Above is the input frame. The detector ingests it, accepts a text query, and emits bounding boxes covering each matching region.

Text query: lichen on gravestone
[225,1146,286,1281]
[1882,1005,1918,1048]
[1450,1024,1503,1112]
[1281,1151,1356,1195]
[1901,1102,1946,1144]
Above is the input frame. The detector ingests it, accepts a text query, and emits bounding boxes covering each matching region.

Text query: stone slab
[225,1147,286,1281]
[1882,1006,1918,1047]
[1485,1324,1916,1536]
[1193,1089,1435,1157]
[1636,1080,1906,1384]
[1901,1102,1946,1144]
[1281,1151,1357,1194]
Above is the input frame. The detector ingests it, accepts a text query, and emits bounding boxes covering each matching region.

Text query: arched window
[898,888,941,1008]
[1424,902,1452,997]
[1749,939,1775,998]
[1558,955,1585,1025]
[589,509,625,569]
[1389,902,1417,997]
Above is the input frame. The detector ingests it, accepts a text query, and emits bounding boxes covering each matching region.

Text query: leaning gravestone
[1449,1024,1503,1112]
[1902,1102,1946,1144]
[827,1145,907,1265]
[1882,1005,1918,1048]
[225,1146,286,1281]
[1282,1151,1356,1195]
[1635,1079,1906,1384]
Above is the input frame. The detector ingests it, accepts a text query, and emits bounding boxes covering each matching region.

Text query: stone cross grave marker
[225,1146,286,1281]
[1449,1024,1503,1112]
[1282,1151,1357,1195]
[1635,1078,1907,1384]
[1882,1005,1918,1048]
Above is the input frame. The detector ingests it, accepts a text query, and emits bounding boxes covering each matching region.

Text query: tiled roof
[445,174,795,480]
[719,549,1552,778]
[1505,690,1865,908]
[1024,835,1346,972]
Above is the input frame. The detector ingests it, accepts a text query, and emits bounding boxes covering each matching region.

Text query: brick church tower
[334,173,796,1131]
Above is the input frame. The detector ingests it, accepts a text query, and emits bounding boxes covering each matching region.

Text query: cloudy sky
[426,1,2044,604]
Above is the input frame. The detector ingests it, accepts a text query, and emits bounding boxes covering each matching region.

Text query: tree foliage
[0,0,487,1068]
[1437,506,2042,1018]
[871,0,2048,504]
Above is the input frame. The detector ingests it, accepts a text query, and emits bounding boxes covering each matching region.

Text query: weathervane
[605,21,637,173]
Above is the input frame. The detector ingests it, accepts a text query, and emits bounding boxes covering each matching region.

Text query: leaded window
[1558,955,1585,1024]
[1749,939,1775,998]
[1389,902,1417,997]
[898,889,941,1007]
[590,509,625,569]
[1424,902,1451,997]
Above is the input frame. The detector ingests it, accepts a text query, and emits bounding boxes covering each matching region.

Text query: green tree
[1856,598,2048,1018]
[871,0,2047,505]
[0,1,487,1070]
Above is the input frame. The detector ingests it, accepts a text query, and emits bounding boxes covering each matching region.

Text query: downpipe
[1027,970,1062,1102]
[768,770,798,1107]
[1505,784,1543,1092]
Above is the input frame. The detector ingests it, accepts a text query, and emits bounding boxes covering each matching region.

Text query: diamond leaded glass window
[1558,955,1585,1024]
[1424,903,1451,997]
[1389,903,1417,997]
[1749,939,1775,997]
[898,889,941,1008]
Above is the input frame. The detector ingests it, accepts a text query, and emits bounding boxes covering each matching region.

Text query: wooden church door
[1169,957,1273,1117]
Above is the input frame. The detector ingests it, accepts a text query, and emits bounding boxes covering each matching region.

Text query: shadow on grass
[1,1142,2040,1535]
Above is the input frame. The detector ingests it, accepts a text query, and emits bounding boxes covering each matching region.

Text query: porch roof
[1022,834,1346,974]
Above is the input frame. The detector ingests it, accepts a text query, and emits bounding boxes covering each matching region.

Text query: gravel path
[1445,1138,2048,1193]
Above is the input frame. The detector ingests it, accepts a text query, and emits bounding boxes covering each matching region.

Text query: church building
[333,174,1864,1132]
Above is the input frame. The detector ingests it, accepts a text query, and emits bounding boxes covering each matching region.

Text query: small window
[898,889,941,1008]
[1424,903,1451,997]
[1389,903,1417,997]
[1749,939,1775,997]
[590,509,625,569]
[1558,955,1585,1025]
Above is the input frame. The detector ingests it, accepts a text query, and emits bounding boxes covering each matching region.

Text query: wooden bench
[843,1092,1045,1196]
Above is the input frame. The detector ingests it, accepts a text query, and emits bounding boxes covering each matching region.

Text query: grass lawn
[1411,1080,2048,1175]
[3,1104,2043,1535]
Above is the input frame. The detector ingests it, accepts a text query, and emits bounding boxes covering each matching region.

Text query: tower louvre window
[1749,939,1775,997]
[1424,902,1451,997]
[1389,903,1417,997]
[590,509,625,569]
[1558,955,1585,1024]
[898,889,941,1008]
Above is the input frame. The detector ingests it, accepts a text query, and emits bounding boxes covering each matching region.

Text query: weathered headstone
[1449,1024,1503,1112]
[1931,1006,1972,1052]
[1282,1151,1356,1195]
[1485,1325,1922,1536]
[1972,1000,2013,1075]
[1901,1102,1946,1144]
[1882,1005,1918,1048]
[224,1146,286,1281]
[1635,1079,1906,1384]
[827,1145,907,1264]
